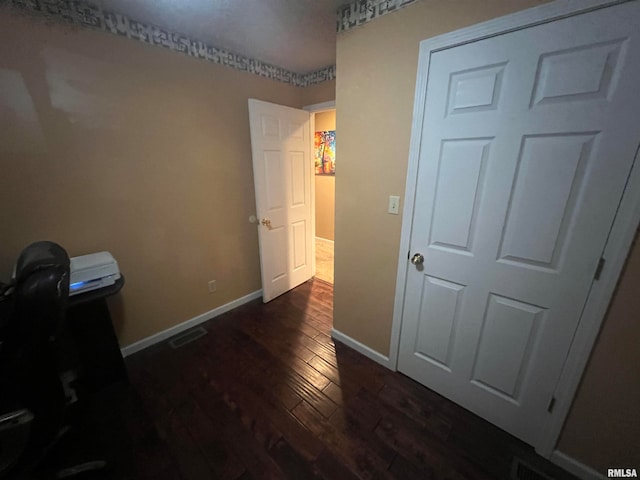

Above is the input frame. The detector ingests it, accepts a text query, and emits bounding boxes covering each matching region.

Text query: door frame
[304,100,337,278]
[389,0,640,457]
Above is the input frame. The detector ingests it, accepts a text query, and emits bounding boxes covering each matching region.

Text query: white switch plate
[388,195,400,215]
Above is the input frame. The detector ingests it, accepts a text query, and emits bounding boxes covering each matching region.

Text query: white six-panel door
[398,2,640,446]
[248,99,313,302]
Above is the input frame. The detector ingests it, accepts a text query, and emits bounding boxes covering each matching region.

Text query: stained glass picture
[315,130,336,175]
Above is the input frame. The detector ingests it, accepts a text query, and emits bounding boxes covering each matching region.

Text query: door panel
[264,151,285,210]
[415,275,465,370]
[430,139,490,253]
[499,133,596,269]
[471,294,543,402]
[447,63,507,115]
[290,152,307,206]
[292,220,308,270]
[249,99,313,302]
[399,2,640,446]
[530,40,625,106]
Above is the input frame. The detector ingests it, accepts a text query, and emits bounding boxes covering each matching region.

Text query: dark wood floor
[51,279,578,480]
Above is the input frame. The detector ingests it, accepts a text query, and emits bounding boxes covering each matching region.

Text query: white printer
[69,251,121,296]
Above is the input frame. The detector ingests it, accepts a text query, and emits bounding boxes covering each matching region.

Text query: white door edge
[390,0,640,457]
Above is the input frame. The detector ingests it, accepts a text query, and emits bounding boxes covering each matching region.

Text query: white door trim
[309,111,317,277]
[390,0,639,457]
[304,101,337,279]
[303,100,336,113]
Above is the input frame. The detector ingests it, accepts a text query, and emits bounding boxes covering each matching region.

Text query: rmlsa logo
[608,469,638,478]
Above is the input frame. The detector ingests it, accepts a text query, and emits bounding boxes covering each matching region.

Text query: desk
[67,276,128,392]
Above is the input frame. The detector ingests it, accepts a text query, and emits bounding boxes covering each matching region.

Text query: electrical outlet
[388,195,400,215]
[207,280,216,293]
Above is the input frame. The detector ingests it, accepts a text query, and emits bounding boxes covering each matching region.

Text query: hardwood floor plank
[292,401,395,480]
[199,321,337,418]
[313,448,361,480]
[263,303,326,339]
[238,310,318,363]
[116,389,187,479]
[174,400,248,480]
[307,355,342,386]
[282,289,333,326]
[328,407,396,466]
[79,279,578,480]
[334,392,383,433]
[313,332,333,346]
[273,382,304,411]
[357,389,495,480]
[299,335,337,366]
[388,451,436,480]
[187,380,288,480]
[154,408,218,480]
[375,385,452,441]
[191,353,325,463]
[268,438,323,479]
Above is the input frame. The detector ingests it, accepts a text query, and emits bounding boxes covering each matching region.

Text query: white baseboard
[120,289,263,357]
[331,328,393,369]
[550,450,605,480]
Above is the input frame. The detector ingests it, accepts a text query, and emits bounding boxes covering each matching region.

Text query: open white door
[397,1,640,448]
[248,99,313,302]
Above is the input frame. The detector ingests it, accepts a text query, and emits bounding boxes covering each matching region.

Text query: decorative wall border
[4,0,336,87]
[337,0,418,33]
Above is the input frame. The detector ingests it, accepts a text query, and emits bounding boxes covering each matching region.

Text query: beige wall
[334,0,548,355]
[0,11,316,347]
[315,109,336,132]
[301,79,336,107]
[557,232,640,470]
[314,110,336,241]
[315,176,335,241]
[335,0,640,472]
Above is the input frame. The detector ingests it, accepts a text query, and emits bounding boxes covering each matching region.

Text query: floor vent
[168,327,207,349]
[511,458,553,480]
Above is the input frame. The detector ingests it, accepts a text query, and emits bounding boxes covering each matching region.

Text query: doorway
[312,108,336,285]
[248,99,335,301]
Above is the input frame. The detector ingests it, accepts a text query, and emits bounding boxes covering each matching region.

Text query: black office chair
[0,241,106,479]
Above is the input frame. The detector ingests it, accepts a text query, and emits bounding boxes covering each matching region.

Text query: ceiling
[95,0,346,74]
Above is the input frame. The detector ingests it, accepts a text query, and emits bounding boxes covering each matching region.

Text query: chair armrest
[0,409,33,476]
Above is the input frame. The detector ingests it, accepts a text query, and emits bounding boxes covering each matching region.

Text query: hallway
[315,237,334,284]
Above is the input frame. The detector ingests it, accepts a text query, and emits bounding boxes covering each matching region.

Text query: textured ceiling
[95,0,345,73]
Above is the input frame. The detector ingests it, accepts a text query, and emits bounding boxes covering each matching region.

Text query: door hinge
[594,257,606,281]
[547,396,556,413]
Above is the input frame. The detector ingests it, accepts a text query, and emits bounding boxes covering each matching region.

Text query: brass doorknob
[411,253,424,265]
[261,218,272,229]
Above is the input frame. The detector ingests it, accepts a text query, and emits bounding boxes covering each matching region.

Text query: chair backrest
[12,241,70,345]
[0,241,70,449]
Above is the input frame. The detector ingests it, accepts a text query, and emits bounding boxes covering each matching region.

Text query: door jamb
[304,100,336,113]
[389,0,639,457]
[303,101,337,278]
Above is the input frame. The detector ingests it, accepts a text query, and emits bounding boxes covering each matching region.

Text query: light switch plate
[388,195,400,215]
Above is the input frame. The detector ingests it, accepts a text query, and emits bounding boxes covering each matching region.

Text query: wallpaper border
[5,0,336,87]
[337,0,418,33]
